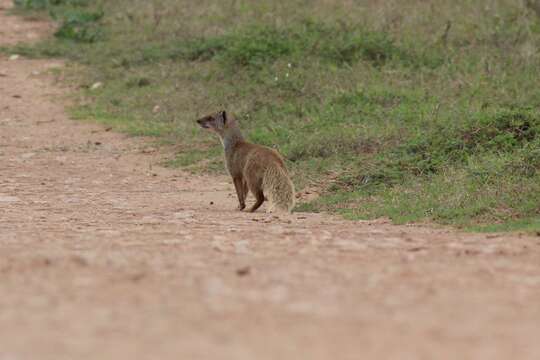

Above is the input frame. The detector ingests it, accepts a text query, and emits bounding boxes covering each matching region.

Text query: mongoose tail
[262,162,295,213]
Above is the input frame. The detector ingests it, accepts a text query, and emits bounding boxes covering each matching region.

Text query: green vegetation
[6,0,540,231]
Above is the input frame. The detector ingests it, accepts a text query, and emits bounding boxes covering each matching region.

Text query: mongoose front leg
[242,179,249,198]
[249,190,265,212]
[233,176,246,210]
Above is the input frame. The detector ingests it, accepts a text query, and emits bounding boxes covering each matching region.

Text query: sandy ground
[1,1,540,359]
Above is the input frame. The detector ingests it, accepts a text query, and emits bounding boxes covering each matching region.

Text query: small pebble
[90,82,103,90]
[236,266,251,276]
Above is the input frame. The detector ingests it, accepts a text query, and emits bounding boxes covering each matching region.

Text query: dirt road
[1,2,539,359]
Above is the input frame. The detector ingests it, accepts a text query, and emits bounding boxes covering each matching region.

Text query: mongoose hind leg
[248,190,265,212]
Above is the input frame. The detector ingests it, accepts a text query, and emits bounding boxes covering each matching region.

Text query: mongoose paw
[237,204,246,211]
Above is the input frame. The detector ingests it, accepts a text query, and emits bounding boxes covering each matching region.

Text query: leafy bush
[359,107,540,185]
[175,21,444,69]
[14,0,50,9]
[14,0,88,9]
[220,26,294,67]
[53,9,104,43]
[15,0,102,43]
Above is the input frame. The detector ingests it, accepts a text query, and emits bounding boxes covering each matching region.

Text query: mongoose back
[196,111,295,213]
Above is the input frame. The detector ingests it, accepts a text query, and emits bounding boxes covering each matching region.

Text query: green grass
[5,0,540,232]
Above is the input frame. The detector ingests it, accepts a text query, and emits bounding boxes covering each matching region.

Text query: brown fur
[196,111,295,213]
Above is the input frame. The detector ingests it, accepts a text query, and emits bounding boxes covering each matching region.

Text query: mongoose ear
[221,110,227,124]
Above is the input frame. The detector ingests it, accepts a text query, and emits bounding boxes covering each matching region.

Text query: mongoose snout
[196,117,212,129]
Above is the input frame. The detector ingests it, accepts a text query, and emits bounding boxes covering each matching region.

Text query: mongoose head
[196,110,232,138]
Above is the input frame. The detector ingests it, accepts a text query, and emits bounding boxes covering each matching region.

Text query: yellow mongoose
[196,111,295,213]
